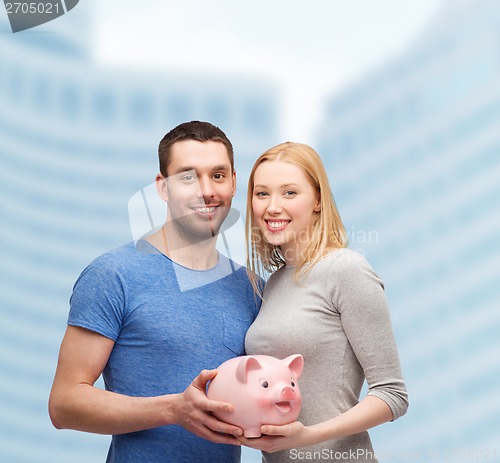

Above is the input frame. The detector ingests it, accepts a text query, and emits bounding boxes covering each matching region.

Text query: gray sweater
[245,248,408,463]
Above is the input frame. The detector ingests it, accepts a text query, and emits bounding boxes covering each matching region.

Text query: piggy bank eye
[259,379,269,388]
[291,378,296,387]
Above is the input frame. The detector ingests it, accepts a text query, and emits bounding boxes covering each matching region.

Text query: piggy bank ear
[236,356,262,384]
[284,354,304,379]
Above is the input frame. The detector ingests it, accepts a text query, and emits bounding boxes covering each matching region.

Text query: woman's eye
[284,190,297,196]
[255,191,268,197]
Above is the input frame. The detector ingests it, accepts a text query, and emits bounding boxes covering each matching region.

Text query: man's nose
[197,177,215,200]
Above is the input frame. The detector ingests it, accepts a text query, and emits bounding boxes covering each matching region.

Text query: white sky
[94,0,445,141]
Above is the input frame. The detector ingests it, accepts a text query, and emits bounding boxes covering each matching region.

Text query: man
[49,121,260,462]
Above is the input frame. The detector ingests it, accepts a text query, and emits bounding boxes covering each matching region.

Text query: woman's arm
[239,395,392,453]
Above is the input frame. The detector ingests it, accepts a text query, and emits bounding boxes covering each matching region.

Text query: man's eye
[213,173,225,180]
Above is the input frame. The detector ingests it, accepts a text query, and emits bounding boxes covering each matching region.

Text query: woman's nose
[266,195,283,214]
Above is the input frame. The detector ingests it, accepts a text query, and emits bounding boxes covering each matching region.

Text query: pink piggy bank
[207,354,304,438]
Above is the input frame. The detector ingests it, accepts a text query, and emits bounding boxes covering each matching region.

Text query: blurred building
[0,6,278,462]
[316,0,500,459]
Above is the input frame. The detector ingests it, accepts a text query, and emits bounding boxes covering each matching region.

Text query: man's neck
[145,224,219,270]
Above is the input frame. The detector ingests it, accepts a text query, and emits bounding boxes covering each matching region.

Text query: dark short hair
[158,121,234,176]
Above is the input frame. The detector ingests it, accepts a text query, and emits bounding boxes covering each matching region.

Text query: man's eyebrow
[171,167,195,174]
[210,165,231,172]
[171,165,231,175]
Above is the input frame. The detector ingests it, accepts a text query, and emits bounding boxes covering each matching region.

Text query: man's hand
[173,369,243,445]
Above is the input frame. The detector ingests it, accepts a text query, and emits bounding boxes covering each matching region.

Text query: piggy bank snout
[273,385,300,414]
[279,386,297,402]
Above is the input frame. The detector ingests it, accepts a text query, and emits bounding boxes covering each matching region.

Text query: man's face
[161,139,236,242]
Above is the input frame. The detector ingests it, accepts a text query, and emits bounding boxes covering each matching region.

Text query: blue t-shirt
[68,240,260,463]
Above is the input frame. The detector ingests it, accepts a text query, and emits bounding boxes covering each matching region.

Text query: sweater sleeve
[329,250,409,420]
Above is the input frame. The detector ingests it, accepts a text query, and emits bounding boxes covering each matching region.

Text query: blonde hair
[246,142,347,296]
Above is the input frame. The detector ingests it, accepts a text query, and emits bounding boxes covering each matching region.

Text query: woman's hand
[238,421,316,453]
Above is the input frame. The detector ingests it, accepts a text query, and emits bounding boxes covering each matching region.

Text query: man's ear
[231,169,237,197]
[156,173,169,202]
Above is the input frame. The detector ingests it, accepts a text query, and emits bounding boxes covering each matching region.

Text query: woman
[242,142,408,462]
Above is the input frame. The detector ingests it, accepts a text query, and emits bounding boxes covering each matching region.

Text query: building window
[129,92,154,126]
[92,88,115,125]
[60,82,80,120]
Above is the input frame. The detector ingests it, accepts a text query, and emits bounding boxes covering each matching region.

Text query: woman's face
[252,159,320,265]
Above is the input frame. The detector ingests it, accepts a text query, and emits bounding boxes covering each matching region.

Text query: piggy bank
[207,354,304,438]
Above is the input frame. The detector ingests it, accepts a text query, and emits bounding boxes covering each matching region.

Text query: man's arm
[48,326,242,444]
